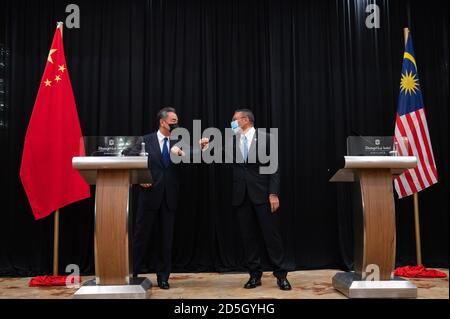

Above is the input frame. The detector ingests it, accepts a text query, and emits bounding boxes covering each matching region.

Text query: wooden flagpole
[53,209,60,275]
[404,27,423,266]
[53,22,64,276]
[413,193,422,265]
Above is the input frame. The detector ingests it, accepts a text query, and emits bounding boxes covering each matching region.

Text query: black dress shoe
[244,277,262,289]
[158,281,170,289]
[277,278,292,291]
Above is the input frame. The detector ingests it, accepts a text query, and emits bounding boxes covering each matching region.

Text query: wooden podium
[330,156,418,298]
[72,156,152,298]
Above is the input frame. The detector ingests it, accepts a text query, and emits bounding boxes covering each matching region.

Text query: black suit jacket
[139,132,180,211]
[231,129,280,206]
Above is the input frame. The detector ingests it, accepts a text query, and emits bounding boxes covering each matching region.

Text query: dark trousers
[133,192,175,282]
[235,193,287,279]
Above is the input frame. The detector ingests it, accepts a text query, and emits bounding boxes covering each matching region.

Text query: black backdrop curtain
[0,0,448,276]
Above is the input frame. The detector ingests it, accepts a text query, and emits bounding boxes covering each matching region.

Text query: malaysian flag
[394,30,438,198]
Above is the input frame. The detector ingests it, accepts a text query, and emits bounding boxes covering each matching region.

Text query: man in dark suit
[202,108,291,290]
[133,107,182,290]
[231,109,291,290]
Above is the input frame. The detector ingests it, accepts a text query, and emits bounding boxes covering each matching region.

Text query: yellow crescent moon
[403,52,417,70]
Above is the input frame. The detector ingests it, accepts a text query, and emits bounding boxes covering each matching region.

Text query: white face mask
[231,120,241,134]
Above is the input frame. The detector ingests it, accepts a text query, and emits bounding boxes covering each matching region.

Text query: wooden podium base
[332,272,417,299]
[74,277,151,299]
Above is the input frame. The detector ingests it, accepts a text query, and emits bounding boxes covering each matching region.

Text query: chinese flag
[20,24,90,220]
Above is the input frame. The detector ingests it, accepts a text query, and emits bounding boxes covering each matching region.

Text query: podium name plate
[347,136,394,156]
[83,136,144,156]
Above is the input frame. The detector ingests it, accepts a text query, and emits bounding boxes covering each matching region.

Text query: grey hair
[234,108,254,124]
[157,107,177,122]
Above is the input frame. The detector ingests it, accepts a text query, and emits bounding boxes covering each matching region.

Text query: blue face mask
[231,120,241,134]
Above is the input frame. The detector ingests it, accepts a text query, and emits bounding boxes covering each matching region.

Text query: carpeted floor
[0,269,448,299]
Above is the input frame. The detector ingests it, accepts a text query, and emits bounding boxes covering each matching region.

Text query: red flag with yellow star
[20,23,90,220]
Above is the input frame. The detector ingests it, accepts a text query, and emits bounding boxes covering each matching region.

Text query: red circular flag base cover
[394,265,447,278]
[28,275,81,287]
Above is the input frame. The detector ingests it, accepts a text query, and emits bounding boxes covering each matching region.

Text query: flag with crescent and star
[394,30,438,198]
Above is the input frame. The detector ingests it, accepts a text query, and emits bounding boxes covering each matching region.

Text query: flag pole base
[73,277,151,299]
[332,272,417,299]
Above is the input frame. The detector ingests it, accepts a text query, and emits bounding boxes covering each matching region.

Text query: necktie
[162,137,170,167]
[242,135,248,162]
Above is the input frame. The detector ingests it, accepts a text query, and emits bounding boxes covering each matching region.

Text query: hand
[269,194,280,213]
[199,137,209,150]
[140,183,152,188]
[171,146,185,156]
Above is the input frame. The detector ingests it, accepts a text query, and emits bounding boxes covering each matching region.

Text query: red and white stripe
[394,108,438,198]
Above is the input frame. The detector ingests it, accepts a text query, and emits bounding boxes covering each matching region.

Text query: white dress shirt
[240,126,256,157]
[157,130,170,153]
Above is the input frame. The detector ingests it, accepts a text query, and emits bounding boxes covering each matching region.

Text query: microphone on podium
[139,142,148,156]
